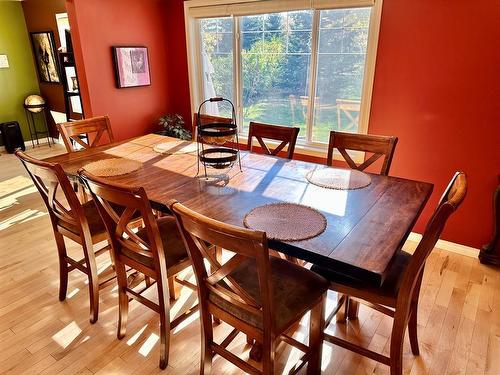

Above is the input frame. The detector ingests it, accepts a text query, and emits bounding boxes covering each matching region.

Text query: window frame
[184,0,383,152]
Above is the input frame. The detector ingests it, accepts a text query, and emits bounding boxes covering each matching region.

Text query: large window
[189,0,381,146]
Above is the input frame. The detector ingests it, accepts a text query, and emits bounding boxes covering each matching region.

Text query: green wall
[0,1,40,144]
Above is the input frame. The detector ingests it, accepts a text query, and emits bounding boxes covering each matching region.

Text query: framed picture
[112,46,151,88]
[30,31,60,83]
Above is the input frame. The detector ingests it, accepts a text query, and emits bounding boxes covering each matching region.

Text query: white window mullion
[305,9,321,144]
[234,17,244,131]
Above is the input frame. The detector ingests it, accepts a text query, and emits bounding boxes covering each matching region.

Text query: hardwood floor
[0,144,498,374]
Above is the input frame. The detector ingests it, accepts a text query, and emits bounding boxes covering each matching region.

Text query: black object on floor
[1,121,26,153]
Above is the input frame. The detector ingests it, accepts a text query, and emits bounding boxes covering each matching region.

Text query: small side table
[479,176,500,266]
[24,103,51,148]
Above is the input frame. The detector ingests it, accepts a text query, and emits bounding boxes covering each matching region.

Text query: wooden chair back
[327,131,398,175]
[399,172,467,305]
[15,150,89,238]
[168,200,276,332]
[247,121,300,159]
[78,170,163,277]
[58,116,114,153]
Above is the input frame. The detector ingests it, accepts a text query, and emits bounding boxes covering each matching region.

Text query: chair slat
[247,121,300,159]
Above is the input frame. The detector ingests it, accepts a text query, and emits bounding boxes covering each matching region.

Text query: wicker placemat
[243,203,327,241]
[153,141,198,155]
[83,158,142,177]
[306,168,371,190]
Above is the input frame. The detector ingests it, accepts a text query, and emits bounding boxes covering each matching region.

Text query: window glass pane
[199,17,234,117]
[312,8,371,143]
[240,11,313,137]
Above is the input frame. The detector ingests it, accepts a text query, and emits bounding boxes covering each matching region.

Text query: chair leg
[212,247,222,325]
[262,337,276,375]
[408,269,423,356]
[346,298,360,320]
[336,294,348,322]
[200,313,214,375]
[389,312,406,375]
[54,232,68,301]
[307,294,326,375]
[158,280,171,369]
[116,264,129,339]
[83,243,99,324]
[408,302,419,355]
[168,276,181,300]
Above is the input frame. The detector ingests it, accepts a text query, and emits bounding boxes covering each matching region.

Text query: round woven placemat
[306,168,371,190]
[153,141,198,155]
[83,158,142,177]
[243,203,327,241]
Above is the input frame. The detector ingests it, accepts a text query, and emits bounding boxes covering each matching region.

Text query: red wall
[369,0,500,248]
[161,0,500,249]
[66,0,172,141]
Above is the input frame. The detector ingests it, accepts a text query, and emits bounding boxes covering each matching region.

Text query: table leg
[336,294,359,322]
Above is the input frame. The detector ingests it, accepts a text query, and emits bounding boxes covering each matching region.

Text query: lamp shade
[24,94,46,113]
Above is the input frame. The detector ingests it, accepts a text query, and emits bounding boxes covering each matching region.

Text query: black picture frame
[30,31,61,84]
[112,46,151,89]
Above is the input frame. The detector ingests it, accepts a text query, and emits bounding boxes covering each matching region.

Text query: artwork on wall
[112,46,151,88]
[30,31,60,83]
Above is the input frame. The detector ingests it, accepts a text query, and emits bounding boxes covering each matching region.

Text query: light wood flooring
[0,144,498,374]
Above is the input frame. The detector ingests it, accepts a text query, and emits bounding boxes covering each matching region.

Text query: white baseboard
[0,137,59,152]
[408,232,480,258]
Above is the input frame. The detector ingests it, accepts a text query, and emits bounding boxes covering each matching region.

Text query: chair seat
[59,200,108,237]
[122,216,189,270]
[209,257,329,333]
[311,251,412,304]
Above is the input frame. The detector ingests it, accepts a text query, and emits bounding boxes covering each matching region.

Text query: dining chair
[57,115,114,153]
[15,151,115,324]
[247,121,300,159]
[79,170,198,369]
[168,199,329,375]
[326,131,398,175]
[312,172,467,375]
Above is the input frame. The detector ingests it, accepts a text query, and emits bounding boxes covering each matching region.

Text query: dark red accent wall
[66,0,172,141]
[161,0,500,249]
[368,0,500,248]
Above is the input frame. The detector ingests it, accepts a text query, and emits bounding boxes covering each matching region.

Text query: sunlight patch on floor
[67,288,80,299]
[52,321,82,348]
[0,208,47,231]
[321,342,333,371]
[0,175,33,195]
[138,332,159,357]
[127,324,149,346]
[172,311,200,335]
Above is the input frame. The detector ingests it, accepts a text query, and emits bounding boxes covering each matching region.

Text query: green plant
[158,114,192,140]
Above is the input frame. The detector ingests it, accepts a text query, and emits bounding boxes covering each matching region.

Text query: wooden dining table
[44,134,433,287]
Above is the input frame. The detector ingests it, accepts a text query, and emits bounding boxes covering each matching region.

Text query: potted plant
[157,114,192,140]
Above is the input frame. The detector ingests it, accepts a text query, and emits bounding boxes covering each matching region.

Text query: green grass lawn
[240,98,357,143]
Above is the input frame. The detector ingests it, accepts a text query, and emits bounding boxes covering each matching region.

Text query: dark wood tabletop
[44,134,433,285]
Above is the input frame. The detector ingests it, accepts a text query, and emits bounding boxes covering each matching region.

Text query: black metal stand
[196,97,242,179]
[24,106,51,148]
[479,176,500,266]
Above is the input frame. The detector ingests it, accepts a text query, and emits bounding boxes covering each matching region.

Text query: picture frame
[30,31,60,84]
[112,46,151,88]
